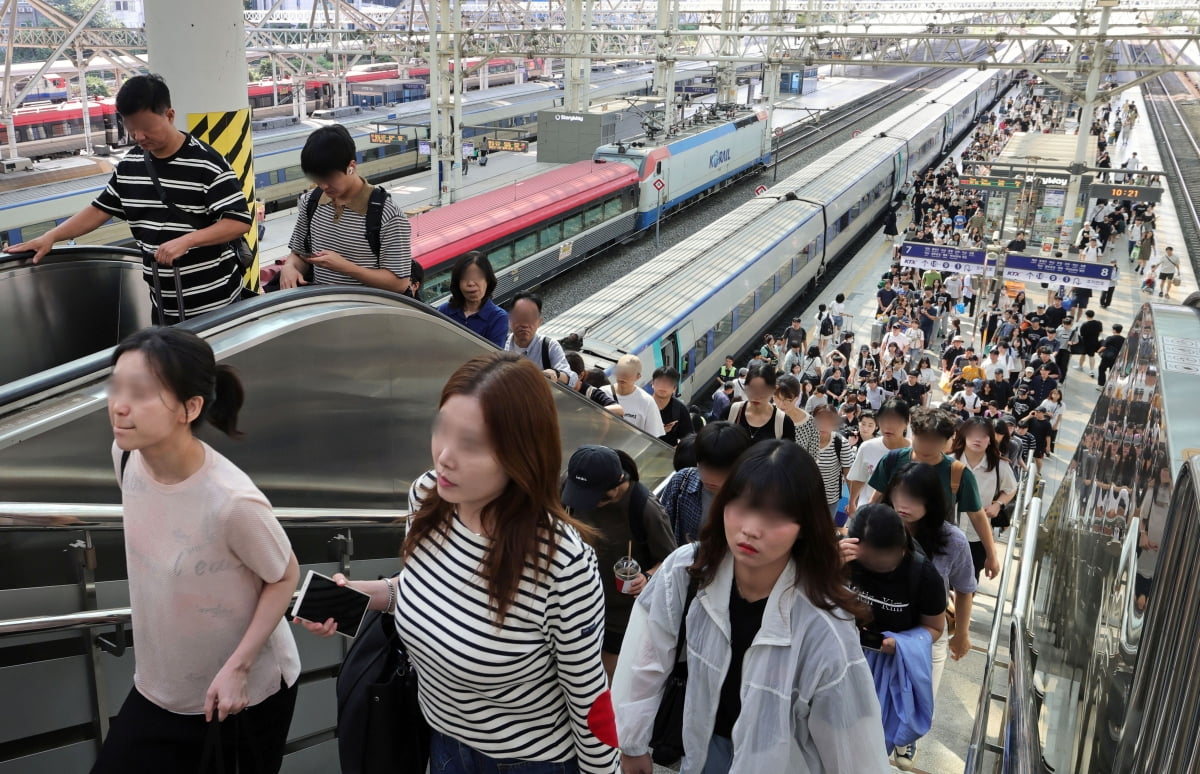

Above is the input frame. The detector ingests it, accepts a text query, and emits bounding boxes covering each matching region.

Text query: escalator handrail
[0,244,143,268]
[0,284,449,410]
[0,501,410,527]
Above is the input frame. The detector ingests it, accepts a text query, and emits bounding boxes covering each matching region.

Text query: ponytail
[207,365,245,439]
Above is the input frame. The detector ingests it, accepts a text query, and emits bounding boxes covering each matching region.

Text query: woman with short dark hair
[436,251,508,347]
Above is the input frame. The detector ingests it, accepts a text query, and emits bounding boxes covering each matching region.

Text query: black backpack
[625,482,653,569]
[303,185,390,261]
[820,314,835,337]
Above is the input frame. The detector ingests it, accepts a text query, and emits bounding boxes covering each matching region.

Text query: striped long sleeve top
[396,471,619,772]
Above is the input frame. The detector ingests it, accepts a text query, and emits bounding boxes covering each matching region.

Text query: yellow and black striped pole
[189,108,259,292]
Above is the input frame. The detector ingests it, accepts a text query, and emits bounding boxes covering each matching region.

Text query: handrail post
[69,529,115,751]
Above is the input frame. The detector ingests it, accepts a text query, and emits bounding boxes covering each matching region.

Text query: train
[409,107,773,305]
[0,61,729,247]
[539,66,1014,405]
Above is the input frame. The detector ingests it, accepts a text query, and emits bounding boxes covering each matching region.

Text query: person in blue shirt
[436,251,508,347]
[659,421,751,545]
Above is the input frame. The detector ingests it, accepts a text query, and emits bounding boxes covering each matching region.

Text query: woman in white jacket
[616,440,891,774]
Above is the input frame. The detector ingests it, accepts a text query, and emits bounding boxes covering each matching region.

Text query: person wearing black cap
[561,445,676,682]
[1008,385,1034,423]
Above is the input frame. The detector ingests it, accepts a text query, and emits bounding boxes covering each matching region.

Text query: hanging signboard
[1004,253,1114,290]
[899,242,996,276]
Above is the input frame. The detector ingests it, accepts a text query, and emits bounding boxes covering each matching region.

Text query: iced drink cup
[614,556,641,594]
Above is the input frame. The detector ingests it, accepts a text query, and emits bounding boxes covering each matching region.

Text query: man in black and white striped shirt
[278,125,412,294]
[11,75,252,323]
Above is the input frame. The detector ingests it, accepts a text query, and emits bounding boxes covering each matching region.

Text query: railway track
[1131,45,1200,270]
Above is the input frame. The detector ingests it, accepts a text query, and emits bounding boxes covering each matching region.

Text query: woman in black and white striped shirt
[299,352,617,774]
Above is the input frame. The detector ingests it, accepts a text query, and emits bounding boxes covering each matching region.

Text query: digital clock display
[1088,182,1163,203]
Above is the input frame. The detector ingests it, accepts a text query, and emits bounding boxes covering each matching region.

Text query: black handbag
[649,578,699,766]
[198,717,237,774]
[335,588,430,774]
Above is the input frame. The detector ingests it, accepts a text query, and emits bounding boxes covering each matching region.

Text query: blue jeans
[701,735,734,774]
[430,730,580,774]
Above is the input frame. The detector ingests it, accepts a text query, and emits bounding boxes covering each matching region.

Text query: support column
[144,0,260,290]
[651,0,676,116]
[714,0,738,104]
[75,40,92,156]
[563,0,589,113]
[431,0,464,205]
[1065,3,1114,232]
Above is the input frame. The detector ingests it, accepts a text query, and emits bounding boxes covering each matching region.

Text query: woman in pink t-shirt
[93,327,300,774]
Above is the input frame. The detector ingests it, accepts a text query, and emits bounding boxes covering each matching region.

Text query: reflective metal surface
[0,502,408,528]
[0,247,151,389]
[0,287,675,507]
[1028,301,1200,773]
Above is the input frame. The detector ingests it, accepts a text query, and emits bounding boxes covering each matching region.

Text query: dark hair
[806,345,821,357]
[695,421,752,470]
[402,352,594,622]
[877,397,911,423]
[881,462,949,556]
[615,448,640,483]
[300,125,358,178]
[565,351,586,376]
[909,406,957,439]
[584,368,610,389]
[689,441,862,618]
[511,291,543,314]
[116,74,171,116]
[950,416,1002,470]
[673,434,698,471]
[776,374,801,401]
[848,503,913,552]
[111,327,244,438]
[652,366,680,385]
[744,362,778,388]
[447,251,497,309]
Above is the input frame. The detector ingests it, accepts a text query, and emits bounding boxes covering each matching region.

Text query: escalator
[0,263,674,508]
[0,247,151,390]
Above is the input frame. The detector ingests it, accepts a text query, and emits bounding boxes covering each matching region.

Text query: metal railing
[965,451,1043,773]
[0,501,409,528]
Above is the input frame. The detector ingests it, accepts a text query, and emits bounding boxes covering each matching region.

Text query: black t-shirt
[877,288,898,310]
[898,382,928,405]
[734,405,796,446]
[851,555,947,635]
[658,397,693,446]
[824,377,847,397]
[1009,395,1033,421]
[1041,306,1066,329]
[1007,239,1027,253]
[1026,417,1053,451]
[942,346,965,367]
[714,579,768,738]
[785,327,807,351]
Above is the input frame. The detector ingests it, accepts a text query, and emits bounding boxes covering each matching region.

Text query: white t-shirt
[113,442,300,714]
[847,438,909,509]
[957,453,1018,542]
[602,384,666,437]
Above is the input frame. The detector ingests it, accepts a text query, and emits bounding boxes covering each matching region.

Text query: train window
[489,244,514,269]
[660,335,678,372]
[541,221,562,245]
[757,276,775,308]
[425,269,453,300]
[19,220,56,240]
[283,164,304,182]
[712,311,733,350]
[514,232,539,260]
[562,214,584,238]
[775,266,790,287]
[734,293,755,330]
[849,199,861,219]
[603,198,623,220]
[838,212,851,231]
[693,333,711,364]
[583,204,604,228]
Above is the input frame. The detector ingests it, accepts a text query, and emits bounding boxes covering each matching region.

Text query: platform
[750,78,1196,773]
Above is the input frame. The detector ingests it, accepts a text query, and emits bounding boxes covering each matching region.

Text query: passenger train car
[540,67,1012,404]
[412,108,773,304]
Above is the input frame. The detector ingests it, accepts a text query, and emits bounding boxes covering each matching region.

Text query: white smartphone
[291,571,372,639]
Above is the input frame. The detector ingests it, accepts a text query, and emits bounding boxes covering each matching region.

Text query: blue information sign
[899,242,994,276]
[1004,253,1114,290]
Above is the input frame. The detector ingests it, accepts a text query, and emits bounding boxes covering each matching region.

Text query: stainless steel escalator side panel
[1029,302,1200,774]
[0,291,675,508]
[0,248,150,388]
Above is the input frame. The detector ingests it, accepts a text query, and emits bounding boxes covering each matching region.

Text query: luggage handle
[149,254,186,323]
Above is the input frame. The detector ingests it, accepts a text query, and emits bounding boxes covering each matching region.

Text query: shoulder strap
[628,482,651,567]
[673,575,701,665]
[906,551,929,617]
[773,407,786,438]
[143,154,208,230]
[833,433,843,460]
[119,449,132,483]
[365,186,389,261]
[950,460,966,494]
[302,188,323,256]
[541,337,552,370]
[730,401,746,425]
